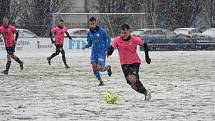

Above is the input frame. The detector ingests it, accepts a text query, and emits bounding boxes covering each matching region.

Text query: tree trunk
[0,0,10,25]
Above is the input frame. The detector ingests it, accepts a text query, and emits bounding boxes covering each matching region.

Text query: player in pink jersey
[0,17,23,75]
[107,24,151,101]
[47,19,72,69]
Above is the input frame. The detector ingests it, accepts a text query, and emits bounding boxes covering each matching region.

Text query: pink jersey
[0,25,16,47]
[112,35,144,64]
[51,26,68,45]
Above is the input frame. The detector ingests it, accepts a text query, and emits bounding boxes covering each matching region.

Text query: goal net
[52,13,146,38]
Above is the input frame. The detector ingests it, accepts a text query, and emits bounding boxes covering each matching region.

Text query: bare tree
[160,0,204,30]
[0,0,10,25]
[93,0,148,36]
[18,0,73,37]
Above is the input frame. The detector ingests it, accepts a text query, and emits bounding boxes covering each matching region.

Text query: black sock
[62,55,67,66]
[135,80,147,95]
[61,50,67,66]
[6,61,11,71]
[15,57,22,64]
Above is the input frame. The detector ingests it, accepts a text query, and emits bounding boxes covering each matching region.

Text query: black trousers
[49,44,67,65]
[121,63,147,95]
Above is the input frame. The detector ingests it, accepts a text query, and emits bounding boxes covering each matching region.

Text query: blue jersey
[85,27,109,49]
[85,27,110,66]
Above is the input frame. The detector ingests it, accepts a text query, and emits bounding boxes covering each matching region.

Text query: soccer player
[0,17,23,75]
[82,17,112,86]
[47,19,71,69]
[107,24,152,101]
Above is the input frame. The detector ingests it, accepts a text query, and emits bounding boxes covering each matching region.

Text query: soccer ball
[105,91,117,104]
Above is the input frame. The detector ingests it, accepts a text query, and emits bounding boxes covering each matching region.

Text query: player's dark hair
[89,17,96,22]
[3,16,8,19]
[121,24,130,30]
[59,19,64,22]
[2,16,8,21]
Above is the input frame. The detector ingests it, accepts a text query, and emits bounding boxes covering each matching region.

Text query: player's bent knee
[96,67,102,71]
[130,82,137,90]
[11,54,16,58]
[92,64,97,70]
[128,75,137,84]
[96,65,105,72]
[8,53,13,56]
[56,52,60,55]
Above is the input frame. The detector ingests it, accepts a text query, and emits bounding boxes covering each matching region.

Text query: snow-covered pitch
[0,50,214,121]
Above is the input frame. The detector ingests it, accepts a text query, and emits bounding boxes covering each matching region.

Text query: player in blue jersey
[82,17,112,86]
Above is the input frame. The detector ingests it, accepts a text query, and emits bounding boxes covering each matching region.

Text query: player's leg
[92,64,100,79]
[91,53,104,86]
[96,53,112,76]
[129,64,147,94]
[11,54,23,70]
[2,54,12,75]
[121,64,132,85]
[133,66,151,100]
[2,48,13,75]
[47,45,60,65]
[60,47,69,69]
[10,46,23,70]
[122,64,139,90]
[122,64,150,100]
[92,64,104,86]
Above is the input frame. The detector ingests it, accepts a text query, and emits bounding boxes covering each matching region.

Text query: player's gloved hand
[51,39,55,44]
[107,54,110,58]
[145,57,151,64]
[69,36,72,40]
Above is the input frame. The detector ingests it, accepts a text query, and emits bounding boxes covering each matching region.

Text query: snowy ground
[0,50,215,121]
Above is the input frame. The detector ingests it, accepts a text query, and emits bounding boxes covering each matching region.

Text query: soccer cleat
[98,78,104,86]
[98,81,104,86]
[145,90,151,101]
[20,61,24,70]
[107,65,112,76]
[47,57,51,65]
[2,70,8,75]
[65,65,70,69]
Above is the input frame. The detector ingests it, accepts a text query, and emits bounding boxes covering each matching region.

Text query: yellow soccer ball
[105,91,117,104]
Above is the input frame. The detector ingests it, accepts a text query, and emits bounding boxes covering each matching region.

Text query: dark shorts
[6,45,16,55]
[55,44,64,53]
[121,63,140,84]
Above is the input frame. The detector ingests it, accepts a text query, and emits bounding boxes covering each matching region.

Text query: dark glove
[51,39,55,43]
[107,45,114,56]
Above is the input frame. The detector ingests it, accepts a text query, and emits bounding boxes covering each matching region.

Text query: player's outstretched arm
[0,32,2,42]
[15,31,19,41]
[143,43,151,64]
[65,32,72,40]
[49,31,54,43]
[82,34,92,50]
[107,45,114,57]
